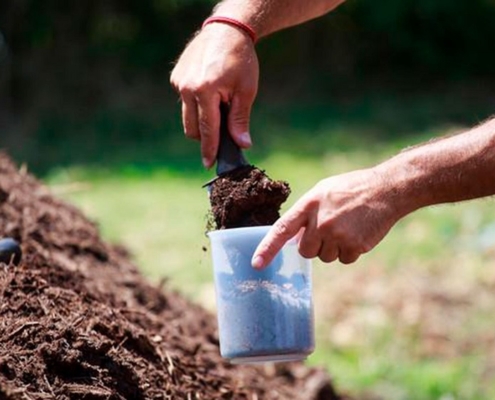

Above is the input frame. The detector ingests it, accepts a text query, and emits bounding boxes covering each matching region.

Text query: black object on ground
[0,237,22,265]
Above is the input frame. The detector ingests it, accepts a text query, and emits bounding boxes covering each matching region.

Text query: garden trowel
[203,102,249,193]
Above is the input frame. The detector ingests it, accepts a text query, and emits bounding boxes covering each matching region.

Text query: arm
[380,118,495,208]
[170,0,344,168]
[252,118,495,269]
[213,0,345,38]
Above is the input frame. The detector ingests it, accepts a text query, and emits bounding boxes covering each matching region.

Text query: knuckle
[319,252,336,263]
[361,241,374,254]
[178,80,209,97]
[198,118,213,137]
[339,250,360,265]
[355,245,368,255]
[262,243,278,259]
[298,236,319,260]
[319,255,331,263]
[192,80,215,98]
[231,112,249,126]
[301,197,320,214]
[178,84,195,97]
[256,239,280,262]
[345,236,370,256]
[273,220,292,239]
[299,247,317,259]
[199,79,214,92]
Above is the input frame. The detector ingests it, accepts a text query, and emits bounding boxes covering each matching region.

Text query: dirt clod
[0,153,345,400]
[210,166,290,229]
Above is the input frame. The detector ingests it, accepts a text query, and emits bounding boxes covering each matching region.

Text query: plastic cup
[208,226,314,364]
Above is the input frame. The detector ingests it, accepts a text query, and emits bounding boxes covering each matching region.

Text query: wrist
[203,16,257,43]
[211,1,269,38]
[371,160,426,218]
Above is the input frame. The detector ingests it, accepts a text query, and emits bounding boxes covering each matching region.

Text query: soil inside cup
[209,166,290,229]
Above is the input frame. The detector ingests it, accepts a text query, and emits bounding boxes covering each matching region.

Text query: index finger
[197,93,221,168]
[251,205,308,269]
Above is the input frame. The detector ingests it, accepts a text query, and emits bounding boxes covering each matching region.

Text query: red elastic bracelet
[202,16,257,44]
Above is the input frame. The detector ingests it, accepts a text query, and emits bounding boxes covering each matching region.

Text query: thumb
[229,95,253,148]
[252,206,307,269]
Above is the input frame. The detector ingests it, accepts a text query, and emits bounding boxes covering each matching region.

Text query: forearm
[377,118,495,214]
[212,0,345,38]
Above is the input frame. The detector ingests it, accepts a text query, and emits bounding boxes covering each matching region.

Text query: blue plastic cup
[208,226,314,364]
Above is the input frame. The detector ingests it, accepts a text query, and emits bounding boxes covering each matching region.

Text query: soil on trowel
[210,165,291,229]
[0,153,348,400]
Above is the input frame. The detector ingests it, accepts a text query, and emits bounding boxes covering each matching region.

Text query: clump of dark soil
[0,153,346,399]
[210,166,290,229]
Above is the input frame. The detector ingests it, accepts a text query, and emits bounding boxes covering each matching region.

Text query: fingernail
[239,132,252,147]
[252,255,264,269]
[202,157,212,169]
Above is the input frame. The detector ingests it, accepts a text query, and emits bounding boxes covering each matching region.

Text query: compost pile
[210,166,290,229]
[0,153,344,400]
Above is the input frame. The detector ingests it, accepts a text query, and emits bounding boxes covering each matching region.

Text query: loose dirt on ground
[0,153,346,400]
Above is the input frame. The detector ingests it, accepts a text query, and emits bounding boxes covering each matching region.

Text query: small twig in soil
[64,383,113,398]
[165,351,175,375]
[43,374,56,397]
[113,336,128,353]
[37,298,49,316]
[4,321,40,341]
[68,314,86,329]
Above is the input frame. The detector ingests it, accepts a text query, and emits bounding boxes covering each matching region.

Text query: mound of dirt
[210,166,290,229]
[0,153,345,400]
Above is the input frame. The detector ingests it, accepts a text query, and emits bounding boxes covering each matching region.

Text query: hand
[252,168,407,268]
[170,23,259,168]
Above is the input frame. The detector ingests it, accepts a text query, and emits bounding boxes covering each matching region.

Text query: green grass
[310,345,486,400]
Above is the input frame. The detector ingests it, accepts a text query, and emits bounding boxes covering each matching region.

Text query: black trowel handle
[216,102,249,176]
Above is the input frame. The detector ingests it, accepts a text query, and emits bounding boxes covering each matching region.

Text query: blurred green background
[2,1,495,399]
[2,0,495,171]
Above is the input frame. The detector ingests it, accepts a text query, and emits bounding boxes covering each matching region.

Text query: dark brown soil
[210,166,290,230]
[0,153,347,400]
